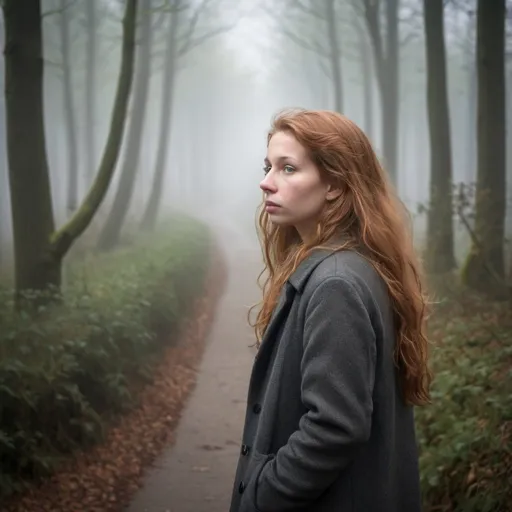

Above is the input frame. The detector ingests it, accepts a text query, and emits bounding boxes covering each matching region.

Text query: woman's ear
[326,184,342,201]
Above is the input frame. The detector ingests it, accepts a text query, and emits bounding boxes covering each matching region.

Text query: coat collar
[287,234,355,292]
[287,248,335,293]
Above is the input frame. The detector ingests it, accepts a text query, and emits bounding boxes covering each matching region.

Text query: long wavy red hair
[251,108,432,407]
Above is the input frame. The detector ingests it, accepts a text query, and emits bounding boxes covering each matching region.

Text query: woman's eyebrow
[264,155,298,165]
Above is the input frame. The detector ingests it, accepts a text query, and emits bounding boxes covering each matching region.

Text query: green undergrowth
[417,275,512,512]
[0,214,213,500]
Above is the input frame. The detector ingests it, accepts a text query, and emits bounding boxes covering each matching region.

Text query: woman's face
[261,131,336,241]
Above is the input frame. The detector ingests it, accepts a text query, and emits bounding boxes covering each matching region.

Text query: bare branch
[44,58,63,70]
[400,29,419,47]
[177,23,234,57]
[259,0,332,59]
[317,54,331,77]
[152,8,167,30]
[280,26,331,57]
[398,2,422,24]
[42,0,79,18]
[177,0,211,55]
[150,0,188,14]
[349,0,365,17]
[295,0,326,20]
[174,0,240,57]
[147,0,187,32]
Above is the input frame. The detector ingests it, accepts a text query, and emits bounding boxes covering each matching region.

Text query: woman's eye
[283,165,295,173]
[263,165,271,174]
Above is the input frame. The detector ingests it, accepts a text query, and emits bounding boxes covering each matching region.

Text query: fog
[1,1,511,511]
[1,0,509,264]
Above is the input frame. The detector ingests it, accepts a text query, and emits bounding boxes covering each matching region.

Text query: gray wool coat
[229,249,422,512]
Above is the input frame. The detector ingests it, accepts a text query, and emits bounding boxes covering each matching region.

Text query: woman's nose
[260,173,276,193]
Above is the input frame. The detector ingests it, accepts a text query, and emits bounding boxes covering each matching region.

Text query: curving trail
[125,220,262,512]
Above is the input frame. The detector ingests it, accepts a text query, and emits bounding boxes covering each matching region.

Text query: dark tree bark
[0,15,9,268]
[423,0,456,274]
[2,0,57,297]
[462,0,507,293]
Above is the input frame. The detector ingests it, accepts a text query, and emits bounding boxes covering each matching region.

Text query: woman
[229,109,431,512]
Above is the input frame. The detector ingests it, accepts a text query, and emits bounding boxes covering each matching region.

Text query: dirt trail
[125,227,261,512]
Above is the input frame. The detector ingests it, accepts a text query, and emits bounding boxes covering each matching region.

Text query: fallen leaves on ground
[3,246,228,512]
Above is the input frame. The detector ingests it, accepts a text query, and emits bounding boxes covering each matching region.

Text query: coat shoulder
[302,250,390,313]
[307,250,380,291]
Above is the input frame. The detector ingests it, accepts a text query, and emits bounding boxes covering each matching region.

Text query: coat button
[252,403,262,414]
[241,444,249,455]
[238,481,245,493]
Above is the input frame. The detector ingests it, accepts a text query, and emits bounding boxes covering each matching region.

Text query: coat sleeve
[239,275,377,512]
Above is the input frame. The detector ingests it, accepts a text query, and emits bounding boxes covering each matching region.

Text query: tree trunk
[325,0,343,113]
[2,0,138,303]
[461,0,507,294]
[2,0,57,299]
[0,14,8,269]
[84,0,97,187]
[60,0,79,213]
[140,3,178,231]
[97,0,152,250]
[382,0,399,183]
[507,61,512,279]
[380,83,398,183]
[423,0,456,274]
[360,28,374,142]
[364,0,399,186]
[465,55,477,184]
[51,0,138,259]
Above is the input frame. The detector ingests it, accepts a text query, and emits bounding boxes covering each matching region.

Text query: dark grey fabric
[229,249,422,512]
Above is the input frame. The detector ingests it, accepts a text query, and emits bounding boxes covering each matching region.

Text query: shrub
[0,214,212,499]
[417,283,512,512]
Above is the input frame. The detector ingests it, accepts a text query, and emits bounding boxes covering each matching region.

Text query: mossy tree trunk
[461,0,507,294]
[2,0,138,306]
[423,0,456,274]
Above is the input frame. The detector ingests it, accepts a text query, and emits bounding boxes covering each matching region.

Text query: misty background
[0,1,511,511]
[1,0,509,265]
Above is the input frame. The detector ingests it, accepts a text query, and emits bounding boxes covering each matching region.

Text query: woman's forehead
[267,132,307,161]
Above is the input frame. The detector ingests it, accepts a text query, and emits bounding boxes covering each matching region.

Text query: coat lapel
[247,281,295,402]
[254,281,295,366]
[247,248,336,399]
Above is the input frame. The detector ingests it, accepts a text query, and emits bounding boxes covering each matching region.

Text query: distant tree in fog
[140,0,238,232]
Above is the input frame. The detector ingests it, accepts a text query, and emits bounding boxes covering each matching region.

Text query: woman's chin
[268,214,291,226]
